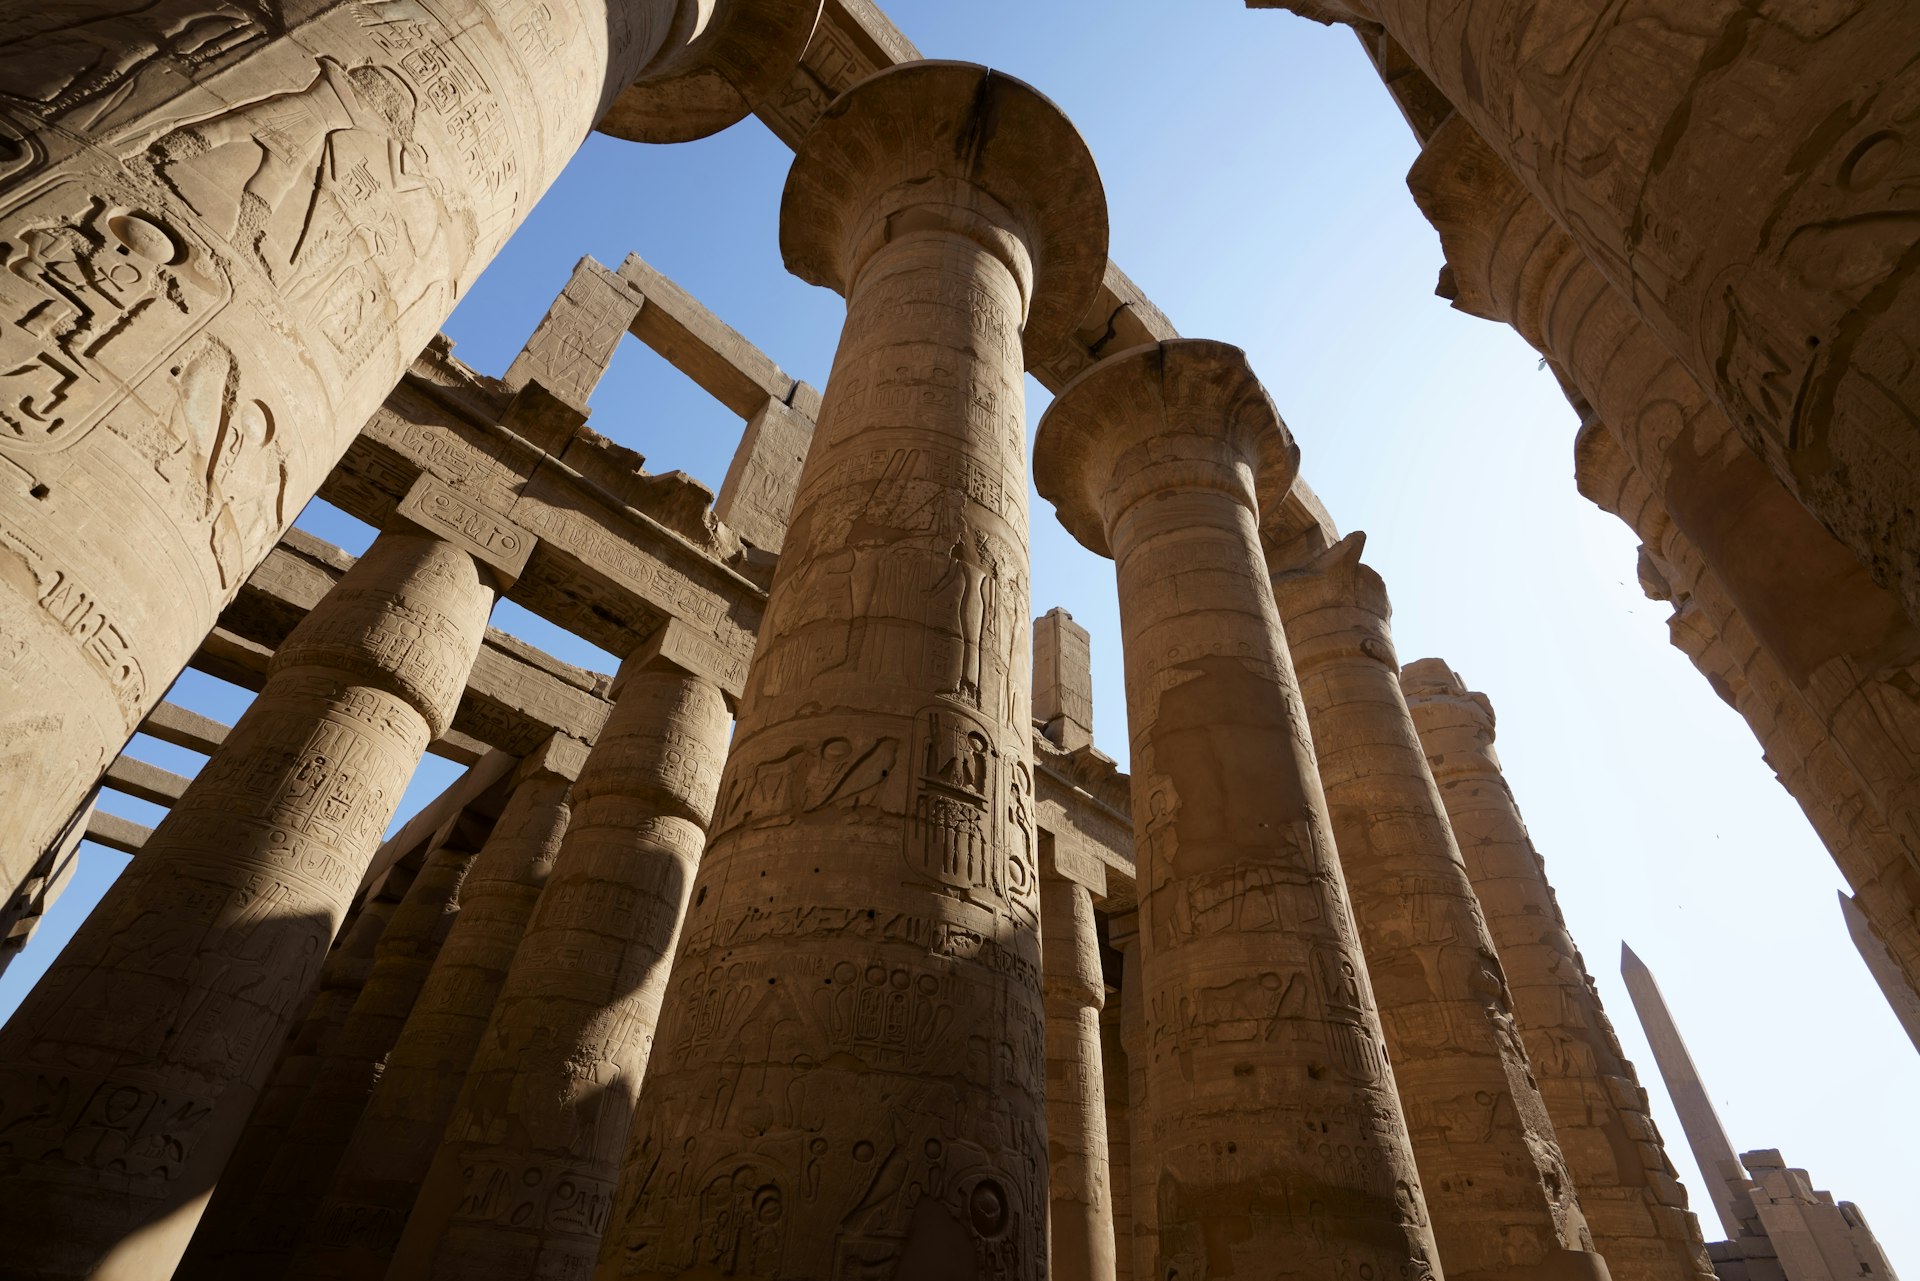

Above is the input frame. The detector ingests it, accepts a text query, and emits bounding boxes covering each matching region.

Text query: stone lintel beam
[320,352,761,693]
[101,756,192,809]
[85,812,152,856]
[140,702,230,756]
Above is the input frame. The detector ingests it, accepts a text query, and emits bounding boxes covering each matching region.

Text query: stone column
[1100,994,1134,1281]
[206,866,417,1248]
[1270,530,1609,1279]
[1264,0,1920,625]
[594,62,1109,1279]
[1034,339,1438,1276]
[1401,660,1716,1281]
[286,735,586,1281]
[179,817,490,1279]
[387,625,729,1280]
[0,0,820,868]
[0,526,495,1280]
[1042,850,1117,1281]
[1108,912,1155,1281]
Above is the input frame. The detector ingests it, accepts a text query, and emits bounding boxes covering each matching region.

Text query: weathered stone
[1260,0,1920,628]
[595,61,1108,1278]
[1270,531,1608,1280]
[181,821,491,1279]
[1402,660,1717,1281]
[389,629,728,1279]
[286,737,584,1281]
[0,0,788,873]
[1042,851,1116,1281]
[1035,606,1095,753]
[0,529,493,1280]
[1034,339,1438,1276]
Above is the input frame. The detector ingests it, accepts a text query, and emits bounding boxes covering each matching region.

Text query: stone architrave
[594,62,1109,1279]
[386,625,729,1280]
[1042,848,1117,1281]
[0,529,494,1280]
[0,0,819,878]
[1401,660,1717,1281]
[1034,339,1438,1275]
[1269,532,1609,1279]
[285,736,587,1281]
[1261,0,1920,625]
[179,818,491,1279]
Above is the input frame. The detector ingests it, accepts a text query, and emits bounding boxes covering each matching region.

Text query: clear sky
[5,1,1913,1267]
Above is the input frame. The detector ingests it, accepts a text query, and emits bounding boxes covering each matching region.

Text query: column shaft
[287,743,582,1281]
[206,874,413,1249]
[1100,995,1133,1281]
[1333,0,1920,623]
[0,0,678,865]
[1112,915,1156,1281]
[594,62,1107,1279]
[1402,662,1716,1281]
[182,826,486,1277]
[1272,533,1607,1279]
[0,529,492,1280]
[1034,340,1437,1275]
[1042,867,1116,1281]
[389,645,727,1280]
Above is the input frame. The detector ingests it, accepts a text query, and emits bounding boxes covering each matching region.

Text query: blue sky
[6,2,1913,1265]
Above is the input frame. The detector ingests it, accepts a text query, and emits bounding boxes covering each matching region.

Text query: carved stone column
[1042,853,1116,1281]
[0,526,494,1280]
[181,817,491,1278]
[1108,911,1155,1281]
[1270,532,1609,1279]
[286,736,585,1281]
[1263,0,1920,624]
[1100,993,1133,1281]
[0,0,820,869]
[1034,339,1438,1276]
[385,626,728,1280]
[595,62,1108,1279]
[224,863,415,1215]
[1401,660,1716,1281]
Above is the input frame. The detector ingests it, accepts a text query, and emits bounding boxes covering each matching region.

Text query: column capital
[1399,657,1497,742]
[780,60,1108,365]
[1034,338,1298,558]
[597,0,825,144]
[1269,530,1399,672]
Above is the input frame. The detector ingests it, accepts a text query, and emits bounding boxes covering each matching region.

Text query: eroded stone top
[780,60,1109,366]
[597,0,825,143]
[1033,338,1298,557]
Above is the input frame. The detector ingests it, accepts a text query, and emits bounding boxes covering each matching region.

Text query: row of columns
[0,50,1722,1281]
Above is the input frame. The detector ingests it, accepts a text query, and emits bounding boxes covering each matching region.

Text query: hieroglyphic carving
[1034,340,1437,1274]
[0,530,492,1277]
[597,63,1104,1279]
